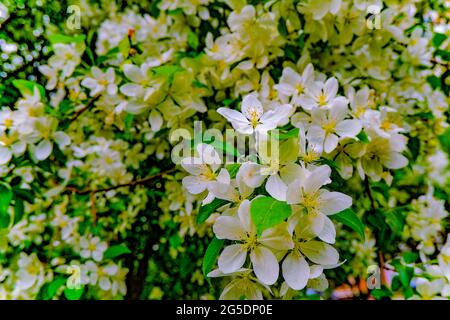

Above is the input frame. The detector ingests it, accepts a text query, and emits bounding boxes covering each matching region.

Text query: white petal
[238,200,254,234]
[265,174,288,201]
[299,240,339,265]
[282,252,310,290]
[34,139,53,161]
[335,120,362,138]
[218,244,247,274]
[303,165,331,194]
[53,131,71,148]
[123,64,144,83]
[306,126,326,148]
[241,94,263,120]
[213,216,246,240]
[0,146,12,165]
[236,162,265,188]
[217,108,249,128]
[250,246,279,285]
[181,157,204,174]
[384,152,408,169]
[318,215,336,244]
[149,109,163,132]
[324,133,339,153]
[182,176,207,194]
[286,179,302,205]
[324,77,338,99]
[120,84,143,97]
[197,143,221,168]
[309,265,323,279]
[318,191,352,215]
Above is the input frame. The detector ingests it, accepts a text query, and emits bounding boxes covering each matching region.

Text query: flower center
[200,166,216,181]
[318,93,327,106]
[4,118,13,128]
[323,120,336,134]
[243,233,258,251]
[301,192,319,213]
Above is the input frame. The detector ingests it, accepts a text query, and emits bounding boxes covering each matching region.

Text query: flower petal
[318,190,352,215]
[218,244,247,274]
[299,240,339,265]
[250,246,279,285]
[213,216,247,240]
[282,252,310,290]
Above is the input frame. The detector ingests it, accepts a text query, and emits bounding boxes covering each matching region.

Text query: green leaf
[197,198,230,224]
[371,287,392,300]
[48,34,86,45]
[187,32,199,50]
[118,37,131,58]
[64,287,84,300]
[192,80,208,89]
[223,98,234,106]
[432,33,447,48]
[103,245,132,259]
[330,208,365,240]
[13,198,24,225]
[202,237,224,277]
[12,79,45,98]
[402,251,419,264]
[273,128,299,140]
[427,75,441,89]
[385,209,404,235]
[356,130,370,143]
[250,197,292,236]
[13,188,34,203]
[0,183,13,229]
[153,65,181,76]
[42,277,67,300]
[278,17,288,37]
[438,127,450,155]
[226,164,240,178]
[436,49,450,61]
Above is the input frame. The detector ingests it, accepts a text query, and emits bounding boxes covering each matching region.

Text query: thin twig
[70,95,101,124]
[66,167,176,195]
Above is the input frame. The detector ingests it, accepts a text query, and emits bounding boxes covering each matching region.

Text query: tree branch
[69,95,101,124]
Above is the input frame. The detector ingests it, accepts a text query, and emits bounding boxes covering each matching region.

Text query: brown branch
[69,95,101,124]
[66,168,176,195]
